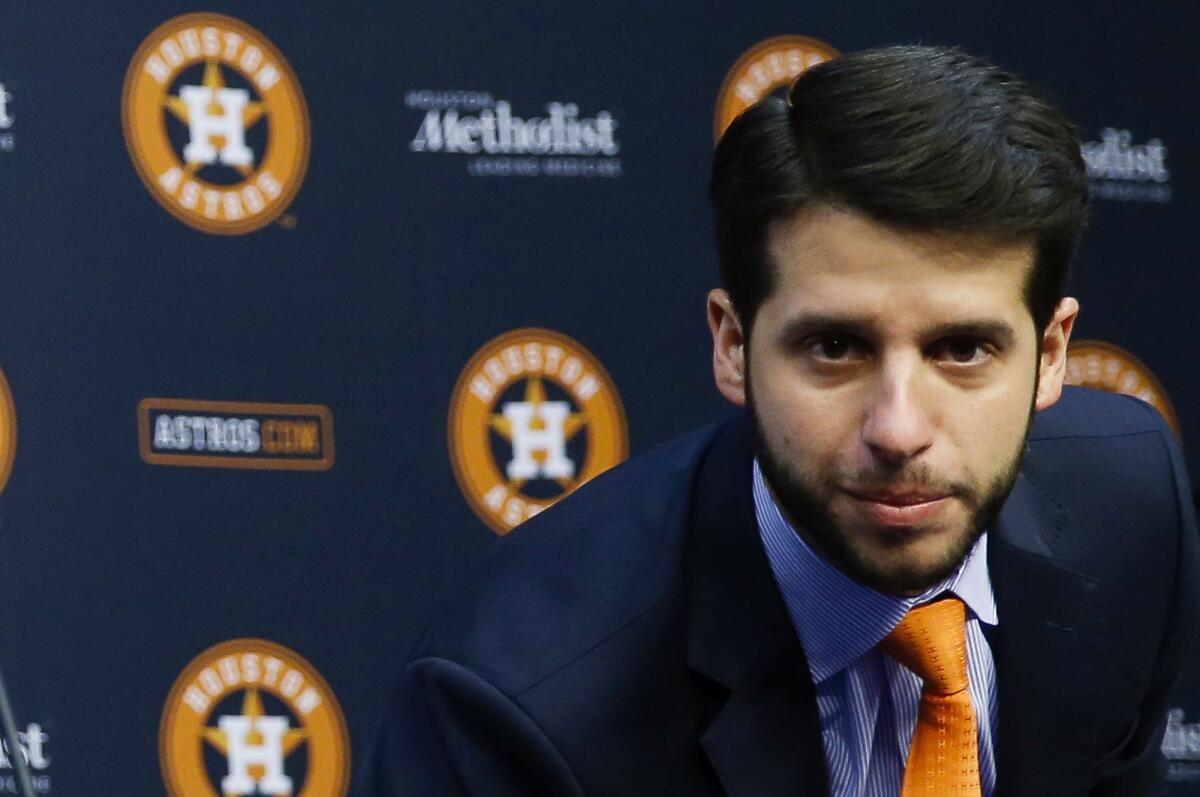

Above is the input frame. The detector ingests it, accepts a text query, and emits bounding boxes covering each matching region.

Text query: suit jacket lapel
[988,472,1099,795]
[685,414,829,797]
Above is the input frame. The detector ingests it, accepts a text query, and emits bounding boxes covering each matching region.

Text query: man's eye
[813,336,854,360]
[939,339,989,364]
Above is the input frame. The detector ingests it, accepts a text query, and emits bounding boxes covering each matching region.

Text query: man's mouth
[844,487,952,505]
[842,487,954,526]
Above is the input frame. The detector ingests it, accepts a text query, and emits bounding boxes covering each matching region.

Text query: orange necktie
[880,596,982,796]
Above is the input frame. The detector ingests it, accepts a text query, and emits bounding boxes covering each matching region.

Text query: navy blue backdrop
[0,2,1197,794]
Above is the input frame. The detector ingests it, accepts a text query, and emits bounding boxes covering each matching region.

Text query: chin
[850,525,980,595]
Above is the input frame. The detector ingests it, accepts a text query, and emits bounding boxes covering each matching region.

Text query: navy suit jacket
[363,387,1198,796]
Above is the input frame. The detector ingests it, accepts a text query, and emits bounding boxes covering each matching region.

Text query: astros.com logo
[160,639,349,797]
[713,35,839,141]
[122,13,309,234]
[448,329,628,534]
[138,398,335,471]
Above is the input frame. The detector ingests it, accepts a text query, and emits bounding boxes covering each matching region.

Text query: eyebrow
[777,313,1018,348]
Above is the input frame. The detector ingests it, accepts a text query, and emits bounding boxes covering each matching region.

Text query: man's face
[709,207,1077,595]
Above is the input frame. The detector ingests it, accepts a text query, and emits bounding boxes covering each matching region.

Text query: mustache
[835,462,972,498]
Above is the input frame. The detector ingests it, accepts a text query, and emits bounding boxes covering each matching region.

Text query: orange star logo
[123,13,309,234]
[160,639,349,797]
[449,328,627,534]
[489,376,589,494]
[163,60,268,177]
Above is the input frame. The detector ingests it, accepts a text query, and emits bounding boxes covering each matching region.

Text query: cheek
[752,371,856,463]
[941,381,1034,477]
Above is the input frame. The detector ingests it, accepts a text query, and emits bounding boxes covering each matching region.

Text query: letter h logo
[503,400,575,480]
[180,85,253,167]
[219,715,293,795]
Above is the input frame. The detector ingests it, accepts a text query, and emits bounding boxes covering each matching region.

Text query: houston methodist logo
[449,329,627,534]
[123,13,309,234]
[1065,339,1180,438]
[0,80,14,153]
[160,639,349,797]
[0,719,52,793]
[713,35,839,141]
[1081,128,1172,204]
[406,89,622,179]
[1164,707,1200,782]
[0,366,15,494]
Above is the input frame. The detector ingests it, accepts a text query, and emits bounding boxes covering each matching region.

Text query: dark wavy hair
[710,45,1090,336]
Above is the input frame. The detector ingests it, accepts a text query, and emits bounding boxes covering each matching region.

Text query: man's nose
[861,361,934,465]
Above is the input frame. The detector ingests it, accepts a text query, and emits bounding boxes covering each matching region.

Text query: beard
[750,395,1033,596]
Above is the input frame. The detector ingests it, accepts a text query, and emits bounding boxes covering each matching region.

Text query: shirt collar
[752,459,997,684]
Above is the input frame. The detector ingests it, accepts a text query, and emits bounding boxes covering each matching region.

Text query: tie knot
[880,596,969,696]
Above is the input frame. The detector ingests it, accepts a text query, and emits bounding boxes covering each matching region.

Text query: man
[364,45,1198,796]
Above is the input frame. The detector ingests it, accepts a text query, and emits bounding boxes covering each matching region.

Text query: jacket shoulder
[415,419,729,694]
[1030,385,1171,441]
[1025,386,1181,515]
[1023,385,1189,575]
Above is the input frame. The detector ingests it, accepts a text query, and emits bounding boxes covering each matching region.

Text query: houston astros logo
[123,14,309,234]
[160,639,349,797]
[714,35,839,141]
[0,366,15,494]
[1065,339,1180,438]
[449,328,627,534]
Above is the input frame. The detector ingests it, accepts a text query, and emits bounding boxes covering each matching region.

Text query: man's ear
[708,289,747,407]
[1035,296,1080,411]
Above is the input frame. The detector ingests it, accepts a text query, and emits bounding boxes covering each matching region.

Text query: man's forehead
[759,207,1039,337]
[767,206,1036,282]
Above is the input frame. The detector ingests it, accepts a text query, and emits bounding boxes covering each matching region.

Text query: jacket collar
[684,413,830,797]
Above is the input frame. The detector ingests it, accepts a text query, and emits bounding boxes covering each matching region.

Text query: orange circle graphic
[0,367,15,494]
[160,638,349,797]
[448,328,628,535]
[1065,339,1180,439]
[122,13,309,234]
[714,35,840,141]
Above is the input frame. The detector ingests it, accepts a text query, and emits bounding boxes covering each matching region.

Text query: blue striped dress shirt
[752,460,999,796]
